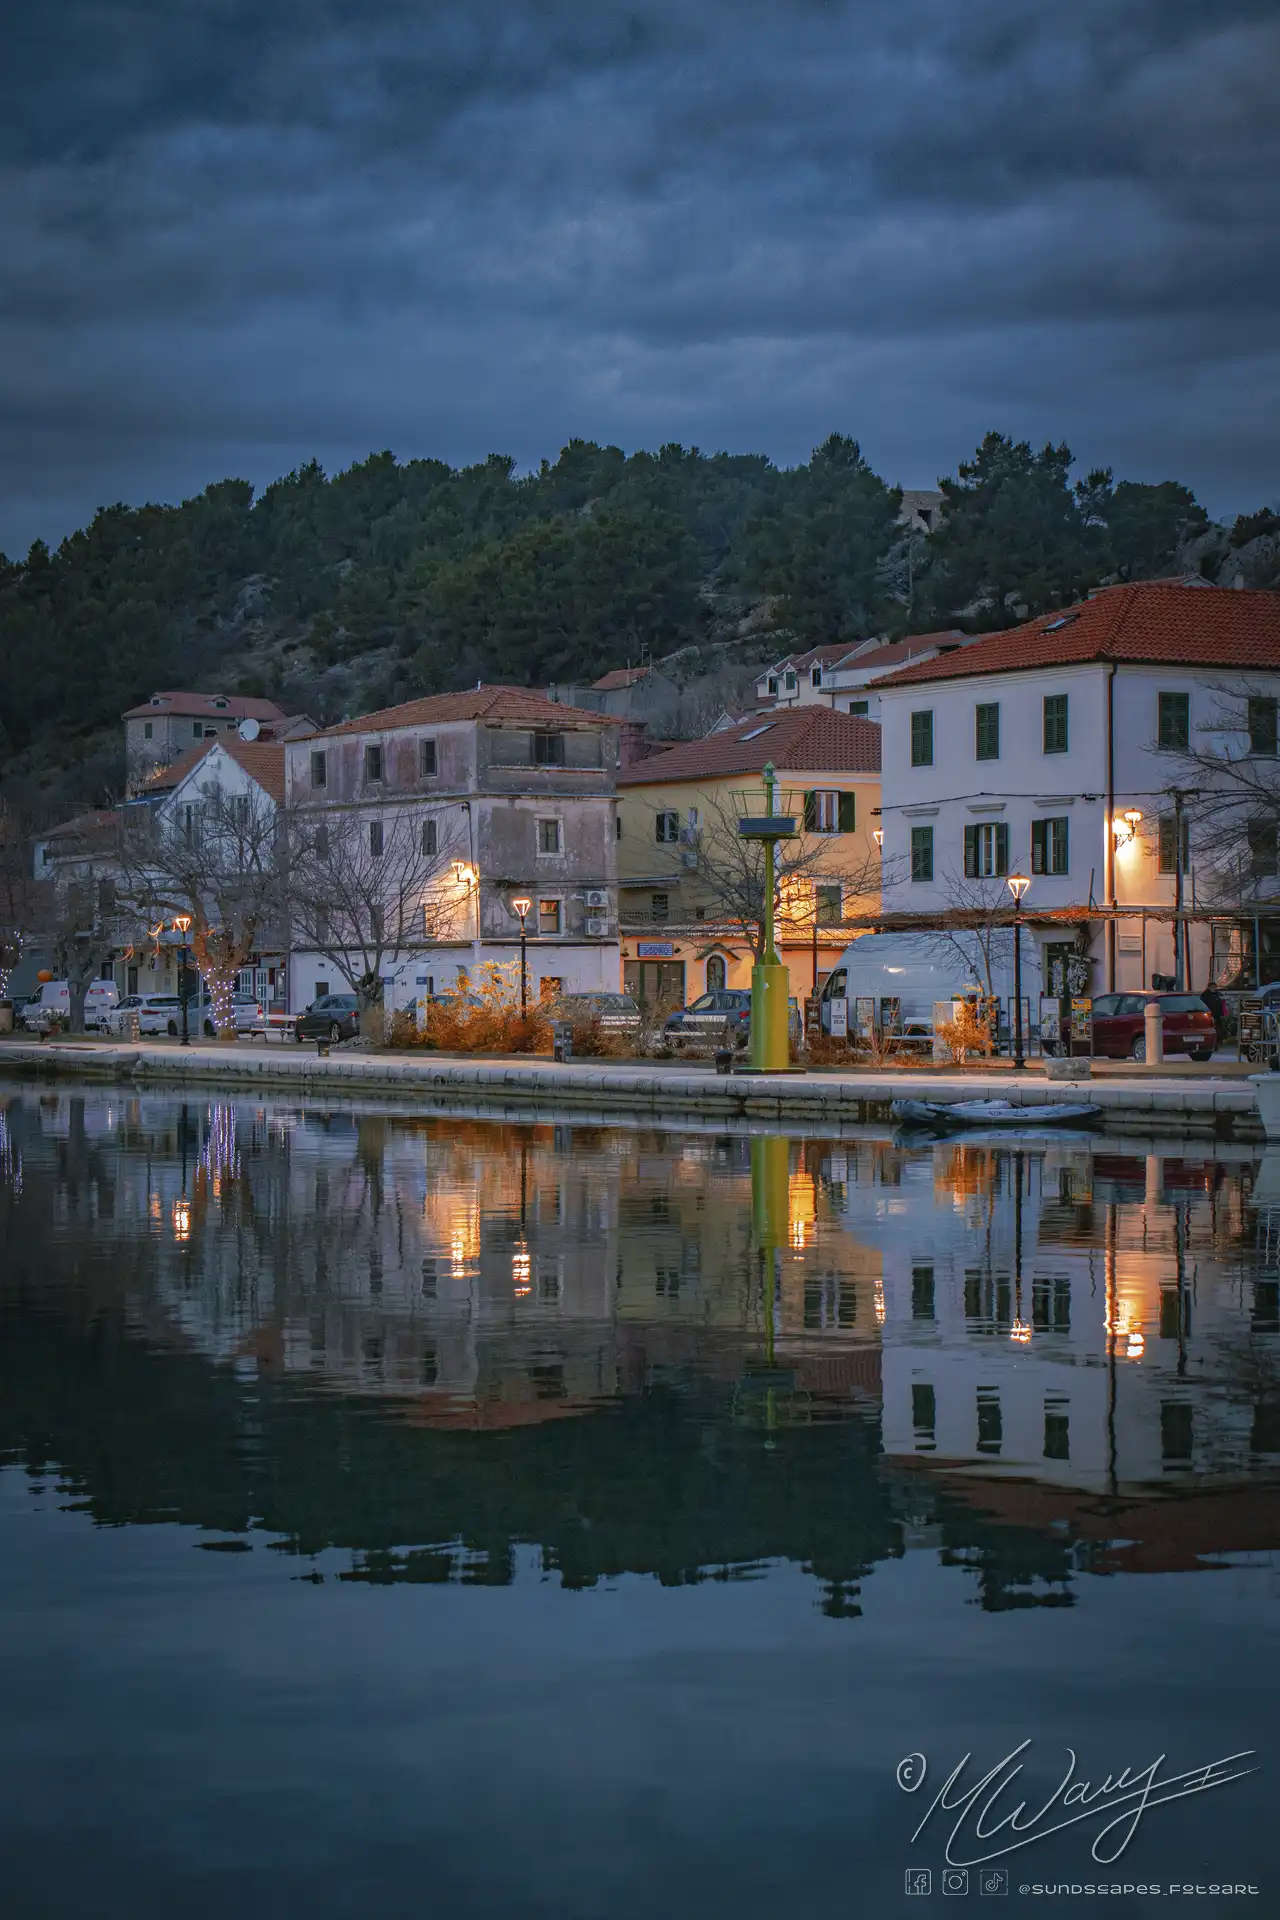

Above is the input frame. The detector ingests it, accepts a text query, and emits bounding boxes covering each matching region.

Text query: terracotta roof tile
[313,685,621,737]
[617,706,881,784]
[873,585,1280,689]
[122,691,288,721]
[143,738,286,803]
[592,666,651,691]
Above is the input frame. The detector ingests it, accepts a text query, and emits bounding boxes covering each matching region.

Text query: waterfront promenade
[0,1036,1263,1138]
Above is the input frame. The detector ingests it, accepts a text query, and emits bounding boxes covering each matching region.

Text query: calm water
[0,1086,1276,1918]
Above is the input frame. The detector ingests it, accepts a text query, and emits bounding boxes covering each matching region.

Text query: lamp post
[172,914,193,1046]
[511,896,532,1014]
[1006,874,1030,1070]
[737,763,797,1072]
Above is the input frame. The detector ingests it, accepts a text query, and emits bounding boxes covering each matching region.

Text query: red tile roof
[872,585,1280,689]
[42,808,124,843]
[592,666,651,691]
[313,685,621,737]
[122,691,288,722]
[143,738,286,803]
[845,631,969,675]
[618,706,881,785]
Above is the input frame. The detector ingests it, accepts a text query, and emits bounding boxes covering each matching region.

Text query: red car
[1089,992,1216,1062]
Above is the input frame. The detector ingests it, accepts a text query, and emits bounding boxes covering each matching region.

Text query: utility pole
[1169,789,1201,992]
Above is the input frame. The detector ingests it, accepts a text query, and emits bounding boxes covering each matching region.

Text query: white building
[875,583,1280,994]
[752,631,980,720]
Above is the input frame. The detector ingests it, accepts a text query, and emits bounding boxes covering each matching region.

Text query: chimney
[618,721,652,769]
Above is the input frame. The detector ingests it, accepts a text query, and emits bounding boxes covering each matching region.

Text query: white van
[817,931,1042,1041]
[20,979,120,1032]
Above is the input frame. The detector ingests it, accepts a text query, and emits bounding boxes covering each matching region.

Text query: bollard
[714,1048,734,1075]
[1143,999,1163,1066]
[316,1036,330,1058]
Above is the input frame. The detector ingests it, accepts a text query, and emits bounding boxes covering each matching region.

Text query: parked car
[103,993,184,1036]
[294,993,361,1043]
[548,992,642,1034]
[1089,991,1217,1061]
[179,990,259,1036]
[20,979,119,1031]
[664,988,754,1049]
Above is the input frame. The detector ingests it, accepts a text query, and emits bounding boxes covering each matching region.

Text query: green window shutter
[1052,818,1069,873]
[838,791,856,833]
[803,791,817,831]
[964,825,978,877]
[995,821,1009,874]
[1031,820,1046,873]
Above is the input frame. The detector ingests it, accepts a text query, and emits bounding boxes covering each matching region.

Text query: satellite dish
[238,717,261,742]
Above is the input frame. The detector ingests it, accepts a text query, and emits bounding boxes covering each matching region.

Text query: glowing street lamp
[511,896,532,1014]
[172,914,193,1047]
[1006,872,1031,1070]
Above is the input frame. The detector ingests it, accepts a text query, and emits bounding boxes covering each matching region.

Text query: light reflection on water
[0,1085,1276,1916]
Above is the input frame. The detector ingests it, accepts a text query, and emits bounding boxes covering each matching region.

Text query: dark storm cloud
[2,0,1277,550]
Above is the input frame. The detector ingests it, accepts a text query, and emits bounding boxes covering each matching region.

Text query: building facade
[875,583,1280,994]
[283,686,621,1011]
[616,706,882,1008]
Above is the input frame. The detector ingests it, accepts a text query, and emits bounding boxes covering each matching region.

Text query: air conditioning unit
[681,850,698,869]
[585,916,608,937]
[585,889,609,909]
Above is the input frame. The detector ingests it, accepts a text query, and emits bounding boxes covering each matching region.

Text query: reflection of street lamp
[511,896,532,1013]
[172,915,193,1046]
[1006,873,1030,1070]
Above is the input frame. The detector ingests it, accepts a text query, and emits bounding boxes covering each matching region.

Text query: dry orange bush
[388,961,551,1054]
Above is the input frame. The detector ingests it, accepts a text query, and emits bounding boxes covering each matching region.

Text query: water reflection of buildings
[1,1093,1276,1491]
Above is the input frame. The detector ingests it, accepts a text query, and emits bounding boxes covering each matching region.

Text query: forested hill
[1,430,1276,814]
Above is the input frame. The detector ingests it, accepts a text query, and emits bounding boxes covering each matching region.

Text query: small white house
[875,583,1280,995]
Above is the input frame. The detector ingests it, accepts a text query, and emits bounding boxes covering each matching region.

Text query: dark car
[1090,991,1217,1062]
[294,993,360,1043]
[664,989,754,1049]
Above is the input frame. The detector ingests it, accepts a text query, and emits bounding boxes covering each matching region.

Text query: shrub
[417,961,552,1054]
[565,1014,631,1058]
[934,999,994,1065]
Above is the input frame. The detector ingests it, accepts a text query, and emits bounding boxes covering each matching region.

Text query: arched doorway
[706,955,727,992]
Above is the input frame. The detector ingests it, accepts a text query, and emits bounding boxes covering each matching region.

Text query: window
[804,790,857,834]
[421,818,438,856]
[964,821,1009,877]
[910,710,934,767]
[315,981,330,1001]
[784,670,797,691]
[1248,696,1278,758]
[687,807,700,831]
[767,677,779,695]
[192,721,204,739]
[364,743,384,783]
[537,818,561,854]
[310,750,327,789]
[1247,819,1278,878]
[615,816,622,839]
[143,721,153,740]
[816,883,843,925]
[848,700,869,717]
[533,731,565,766]
[369,820,384,858]
[655,810,680,843]
[811,666,822,686]
[419,737,437,777]
[1031,816,1069,875]
[370,904,384,943]
[1043,693,1068,754]
[911,1266,935,1321]
[975,702,1000,760]
[1157,814,1189,874]
[650,892,669,921]
[706,956,727,991]
[910,825,934,882]
[538,898,561,935]
[1044,1407,1070,1461]
[1158,691,1190,752]
[182,803,201,845]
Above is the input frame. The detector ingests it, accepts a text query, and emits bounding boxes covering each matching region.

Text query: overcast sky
[3,0,1277,554]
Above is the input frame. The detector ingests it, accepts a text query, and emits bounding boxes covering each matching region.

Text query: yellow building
[616,707,881,1008]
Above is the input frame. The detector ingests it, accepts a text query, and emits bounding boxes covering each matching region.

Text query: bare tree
[116,786,286,1036]
[288,805,461,1010]
[651,786,881,960]
[1166,678,1280,914]
[0,803,42,999]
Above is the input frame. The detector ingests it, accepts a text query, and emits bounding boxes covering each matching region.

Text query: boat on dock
[890,1097,1103,1133]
